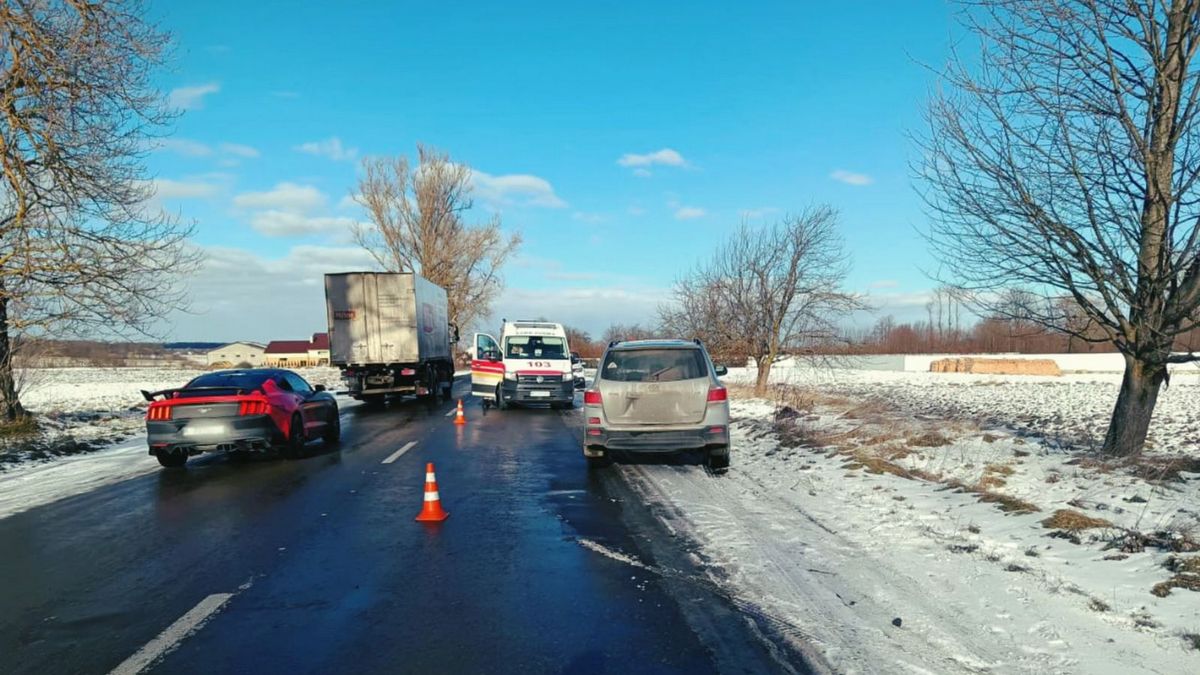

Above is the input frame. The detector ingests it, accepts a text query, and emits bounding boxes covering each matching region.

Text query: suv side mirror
[314,384,326,392]
[714,365,728,376]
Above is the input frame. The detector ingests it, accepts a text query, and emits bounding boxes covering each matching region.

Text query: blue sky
[146,0,957,342]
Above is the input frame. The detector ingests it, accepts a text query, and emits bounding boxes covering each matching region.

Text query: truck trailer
[324,272,457,404]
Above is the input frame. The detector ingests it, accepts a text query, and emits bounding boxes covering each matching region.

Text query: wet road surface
[0,379,808,674]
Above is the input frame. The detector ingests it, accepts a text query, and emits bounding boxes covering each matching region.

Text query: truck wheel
[423,365,442,405]
[155,449,187,468]
[362,394,385,408]
[586,454,610,470]
[495,385,508,410]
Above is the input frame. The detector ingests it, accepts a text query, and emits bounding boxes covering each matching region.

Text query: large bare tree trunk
[755,355,773,396]
[0,289,26,423]
[1102,356,1166,457]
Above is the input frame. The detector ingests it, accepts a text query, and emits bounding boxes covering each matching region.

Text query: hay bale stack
[930,357,1061,376]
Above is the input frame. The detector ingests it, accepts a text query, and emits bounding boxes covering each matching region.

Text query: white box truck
[324,272,457,403]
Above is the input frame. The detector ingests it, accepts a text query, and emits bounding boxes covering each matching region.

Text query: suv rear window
[600,348,708,382]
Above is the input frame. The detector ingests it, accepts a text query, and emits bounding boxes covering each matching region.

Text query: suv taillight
[707,387,727,403]
[584,390,602,405]
[146,405,172,421]
[239,400,269,416]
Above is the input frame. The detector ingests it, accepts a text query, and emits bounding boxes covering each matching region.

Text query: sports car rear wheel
[282,413,306,459]
[322,408,341,444]
[155,449,187,468]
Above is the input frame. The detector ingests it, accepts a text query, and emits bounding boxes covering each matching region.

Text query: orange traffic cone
[415,462,449,522]
[453,398,466,425]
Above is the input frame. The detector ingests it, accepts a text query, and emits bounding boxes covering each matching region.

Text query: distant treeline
[16,340,204,367]
[835,315,1200,355]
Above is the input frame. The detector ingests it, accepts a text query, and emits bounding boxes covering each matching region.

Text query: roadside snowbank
[612,369,1200,673]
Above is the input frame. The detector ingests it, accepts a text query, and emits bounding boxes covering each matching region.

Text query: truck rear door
[471,333,503,400]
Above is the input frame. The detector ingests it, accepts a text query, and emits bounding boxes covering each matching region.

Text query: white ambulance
[472,320,576,409]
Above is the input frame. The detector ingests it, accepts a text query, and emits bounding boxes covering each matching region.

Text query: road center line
[443,407,456,417]
[109,591,237,675]
[382,441,417,464]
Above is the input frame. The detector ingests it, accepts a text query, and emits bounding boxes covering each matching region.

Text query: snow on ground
[610,367,1200,673]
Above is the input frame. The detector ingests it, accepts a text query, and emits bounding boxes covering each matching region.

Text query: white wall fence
[822,353,1200,373]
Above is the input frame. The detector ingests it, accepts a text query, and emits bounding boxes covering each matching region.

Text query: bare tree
[600,323,656,344]
[352,145,522,335]
[0,0,197,423]
[659,207,862,395]
[919,0,1200,456]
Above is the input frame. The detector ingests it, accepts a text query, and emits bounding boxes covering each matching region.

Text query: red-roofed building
[263,333,329,367]
[307,333,330,365]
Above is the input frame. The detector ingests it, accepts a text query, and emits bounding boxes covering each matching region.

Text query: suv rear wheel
[706,448,730,471]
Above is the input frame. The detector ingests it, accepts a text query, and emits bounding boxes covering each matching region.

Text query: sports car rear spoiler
[140,386,252,401]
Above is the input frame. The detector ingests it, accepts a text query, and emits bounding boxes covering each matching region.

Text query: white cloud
[831,169,873,186]
[740,207,779,219]
[674,206,707,220]
[470,170,567,209]
[617,148,688,169]
[219,142,260,158]
[250,210,358,238]
[487,285,666,336]
[295,137,358,162]
[162,244,380,341]
[632,168,652,178]
[233,182,327,212]
[156,138,213,157]
[571,211,604,224]
[338,194,362,210]
[168,83,220,110]
[150,178,219,200]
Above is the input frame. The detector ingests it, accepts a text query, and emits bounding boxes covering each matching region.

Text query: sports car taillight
[584,390,602,405]
[146,405,172,421]
[239,400,269,416]
[707,387,728,403]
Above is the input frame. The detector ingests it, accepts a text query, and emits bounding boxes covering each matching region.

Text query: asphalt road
[0,378,809,674]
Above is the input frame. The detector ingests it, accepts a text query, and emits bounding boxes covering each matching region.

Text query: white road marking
[109,590,238,675]
[444,408,456,417]
[382,441,417,464]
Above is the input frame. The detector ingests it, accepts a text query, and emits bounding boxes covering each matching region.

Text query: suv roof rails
[608,339,621,348]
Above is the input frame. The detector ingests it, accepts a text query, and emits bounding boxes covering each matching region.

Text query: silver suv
[583,339,730,470]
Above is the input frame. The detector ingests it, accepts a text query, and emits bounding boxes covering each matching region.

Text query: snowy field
[611,365,1200,673]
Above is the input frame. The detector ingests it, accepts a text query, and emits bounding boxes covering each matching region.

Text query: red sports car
[143,368,340,468]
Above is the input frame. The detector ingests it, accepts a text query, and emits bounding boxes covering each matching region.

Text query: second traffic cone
[415,462,449,522]
[453,398,466,425]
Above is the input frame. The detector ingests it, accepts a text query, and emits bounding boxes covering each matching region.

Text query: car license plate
[183,422,225,437]
[530,391,551,398]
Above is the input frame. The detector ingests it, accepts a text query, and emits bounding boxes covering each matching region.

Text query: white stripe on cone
[424,491,440,502]
[426,473,436,482]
